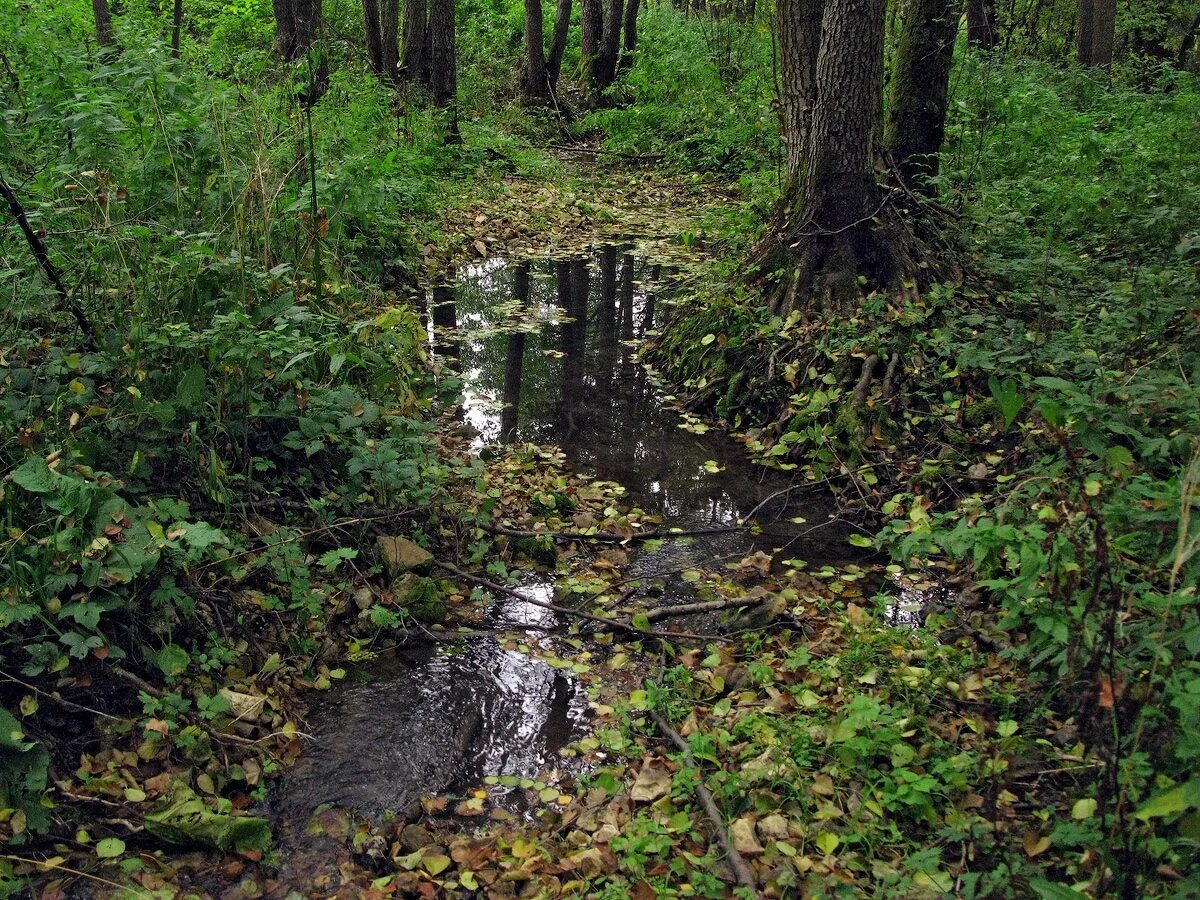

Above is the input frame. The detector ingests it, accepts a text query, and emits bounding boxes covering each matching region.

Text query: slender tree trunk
[593,0,624,91]
[966,0,997,48]
[1079,0,1116,66]
[381,0,400,81]
[619,0,641,68]
[363,0,385,73]
[171,0,183,57]
[775,0,897,315]
[547,0,573,88]
[429,0,459,141]
[401,0,429,83]
[523,0,552,103]
[273,0,297,55]
[93,0,116,48]
[581,0,603,87]
[885,0,960,192]
[775,0,824,181]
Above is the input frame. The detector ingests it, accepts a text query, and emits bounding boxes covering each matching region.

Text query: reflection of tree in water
[435,248,845,535]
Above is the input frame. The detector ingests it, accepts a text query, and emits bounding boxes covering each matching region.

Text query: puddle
[270,246,861,881]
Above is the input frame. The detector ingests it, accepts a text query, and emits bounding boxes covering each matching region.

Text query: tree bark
[1078,0,1115,67]
[171,0,183,57]
[581,0,603,87]
[966,0,997,48]
[429,0,459,141]
[523,0,552,104]
[775,0,824,181]
[885,0,960,192]
[363,0,385,73]
[274,0,323,59]
[401,0,429,84]
[619,0,641,68]
[547,0,573,88]
[93,0,116,48]
[776,0,898,315]
[381,0,400,81]
[593,0,624,91]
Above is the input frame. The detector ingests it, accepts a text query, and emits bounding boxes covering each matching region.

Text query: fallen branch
[648,706,756,891]
[639,593,769,624]
[0,173,95,349]
[481,522,744,543]
[432,560,728,643]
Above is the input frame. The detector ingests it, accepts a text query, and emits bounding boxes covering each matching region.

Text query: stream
[267,245,860,890]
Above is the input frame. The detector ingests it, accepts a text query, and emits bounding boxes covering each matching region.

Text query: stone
[376,536,432,576]
[757,813,790,842]
[730,816,765,855]
[399,824,434,852]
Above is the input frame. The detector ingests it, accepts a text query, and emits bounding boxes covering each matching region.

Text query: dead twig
[0,173,95,348]
[648,705,756,890]
[432,560,729,644]
[481,522,744,543]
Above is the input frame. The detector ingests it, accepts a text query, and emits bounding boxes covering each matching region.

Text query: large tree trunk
[593,0,624,91]
[93,0,116,48]
[363,0,385,73]
[381,0,400,82]
[776,0,897,315]
[1078,0,1116,66]
[546,0,572,89]
[401,0,429,84]
[429,0,459,141]
[274,0,323,59]
[966,0,997,48]
[581,0,603,87]
[775,0,824,180]
[522,0,552,104]
[885,0,960,192]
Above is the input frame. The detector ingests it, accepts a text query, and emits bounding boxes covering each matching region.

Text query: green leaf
[631,614,651,631]
[1029,879,1086,899]
[153,644,190,678]
[95,837,126,858]
[1134,777,1200,822]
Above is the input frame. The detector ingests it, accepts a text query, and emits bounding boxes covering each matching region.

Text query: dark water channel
[271,246,859,870]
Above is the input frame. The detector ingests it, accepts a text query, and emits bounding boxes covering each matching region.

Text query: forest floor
[7,139,1194,899]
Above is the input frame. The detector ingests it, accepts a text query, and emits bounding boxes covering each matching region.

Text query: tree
[363,0,385,73]
[885,0,961,192]
[401,0,430,84]
[93,0,115,48]
[581,0,604,86]
[619,0,641,69]
[546,0,573,90]
[1079,0,1117,66]
[593,0,624,91]
[273,0,323,60]
[522,0,552,104]
[364,0,401,80]
[428,0,459,141]
[775,0,822,179]
[171,0,184,57]
[966,0,997,49]
[763,0,899,315]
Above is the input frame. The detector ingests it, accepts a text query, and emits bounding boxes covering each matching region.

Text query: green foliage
[0,708,50,843]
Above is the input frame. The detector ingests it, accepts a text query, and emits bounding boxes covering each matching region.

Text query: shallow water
[270,246,860,871]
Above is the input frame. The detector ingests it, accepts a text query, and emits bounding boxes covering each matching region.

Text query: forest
[0,0,1198,895]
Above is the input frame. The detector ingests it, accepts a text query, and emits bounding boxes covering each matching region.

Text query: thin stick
[639,593,768,623]
[0,855,156,898]
[482,522,743,543]
[648,707,756,890]
[0,669,126,722]
[0,174,95,348]
[433,560,728,643]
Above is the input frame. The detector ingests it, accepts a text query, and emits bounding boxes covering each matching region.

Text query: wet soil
[266,246,863,891]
